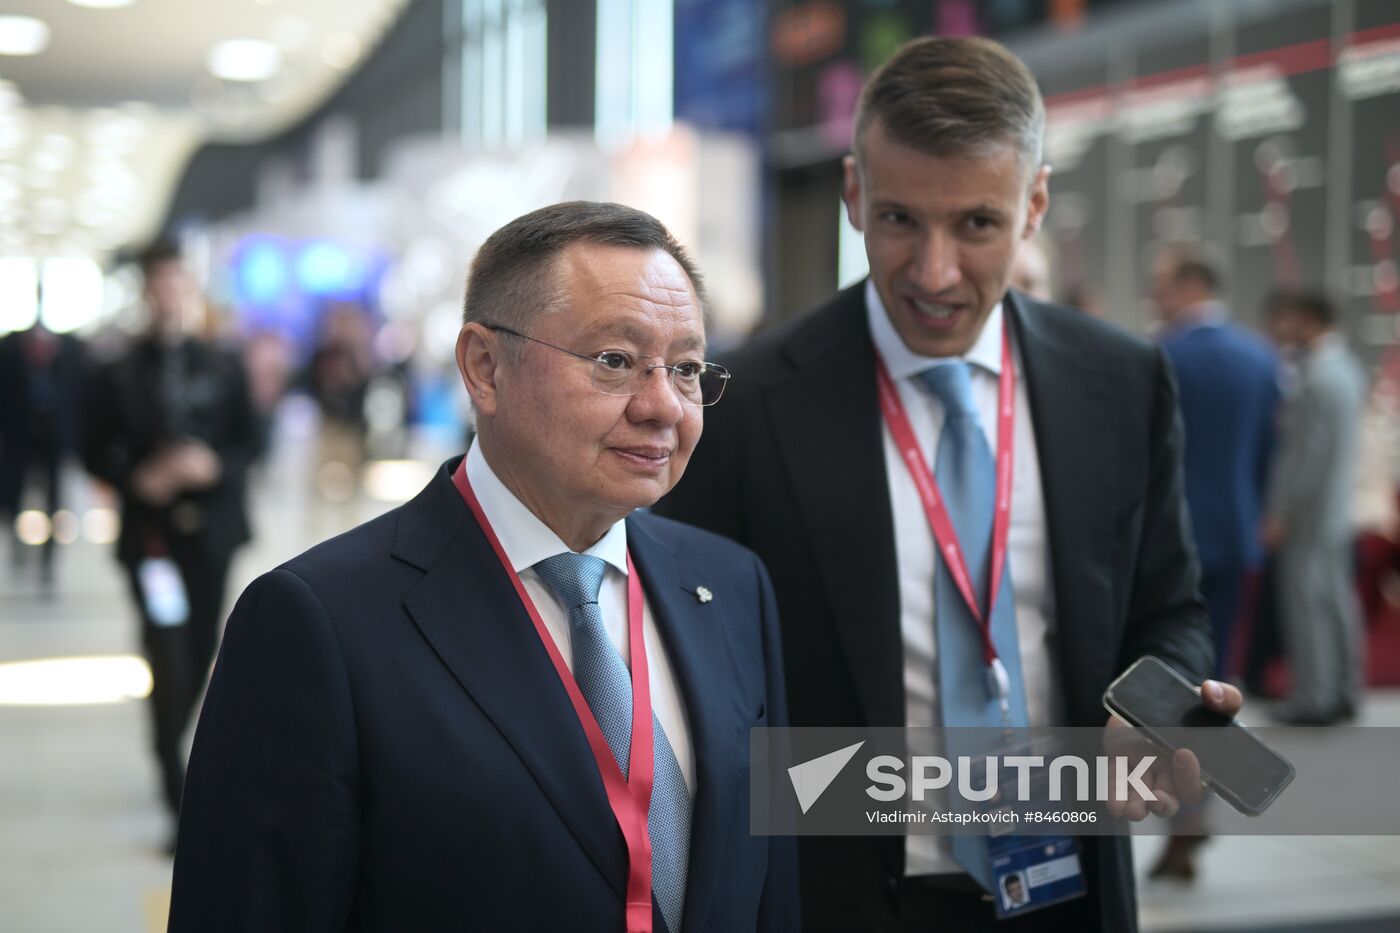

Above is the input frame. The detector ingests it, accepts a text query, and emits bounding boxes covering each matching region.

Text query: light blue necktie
[918,363,1029,891]
[534,553,691,933]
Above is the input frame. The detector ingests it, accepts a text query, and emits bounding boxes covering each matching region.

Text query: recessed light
[65,0,138,9]
[0,16,51,57]
[208,38,281,82]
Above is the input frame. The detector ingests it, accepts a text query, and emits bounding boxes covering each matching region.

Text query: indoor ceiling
[0,0,410,262]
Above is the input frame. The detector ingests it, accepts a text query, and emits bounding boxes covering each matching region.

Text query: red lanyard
[452,459,656,933]
[874,317,1016,704]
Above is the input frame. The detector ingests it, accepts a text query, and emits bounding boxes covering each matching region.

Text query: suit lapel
[627,515,744,933]
[396,467,628,898]
[1008,294,1123,719]
[762,286,904,728]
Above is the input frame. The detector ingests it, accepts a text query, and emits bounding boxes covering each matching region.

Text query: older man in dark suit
[169,202,797,932]
[660,37,1241,932]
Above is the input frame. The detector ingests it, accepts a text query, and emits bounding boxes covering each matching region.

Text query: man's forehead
[860,120,1037,189]
[578,317,705,351]
[554,243,705,348]
[563,240,687,288]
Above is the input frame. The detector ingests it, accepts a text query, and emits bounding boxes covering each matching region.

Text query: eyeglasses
[484,324,731,407]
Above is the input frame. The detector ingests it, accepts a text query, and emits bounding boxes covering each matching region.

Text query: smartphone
[1102,656,1294,816]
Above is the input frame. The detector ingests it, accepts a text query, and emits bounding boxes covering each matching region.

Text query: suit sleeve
[168,568,360,933]
[1256,361,1282,501]
[1266,373,1348,533]
[79,361,135,494]
[1116,347,1215,685]
[754,553,801,932]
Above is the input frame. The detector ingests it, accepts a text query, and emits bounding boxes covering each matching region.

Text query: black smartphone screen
[1104,657,1294,814]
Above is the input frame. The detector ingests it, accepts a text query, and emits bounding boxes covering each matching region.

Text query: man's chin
[894,325,979,359]
[598,476,675,516]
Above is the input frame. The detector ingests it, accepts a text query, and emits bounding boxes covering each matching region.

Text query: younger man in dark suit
[661,36,1242,932]
[169,203,797,932]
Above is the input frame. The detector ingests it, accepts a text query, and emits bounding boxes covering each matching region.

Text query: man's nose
[909,232,962,294]
[626,365,687,424]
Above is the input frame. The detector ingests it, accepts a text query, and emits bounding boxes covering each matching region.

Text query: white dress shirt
[465,442,695,794]
[865,281,1061,875]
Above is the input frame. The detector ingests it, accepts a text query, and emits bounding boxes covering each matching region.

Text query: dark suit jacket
[0,327,86,459]
[1159,320,1279,572]
[658,284,1213,932]
[168,458,798,932]
[79,336,258,565]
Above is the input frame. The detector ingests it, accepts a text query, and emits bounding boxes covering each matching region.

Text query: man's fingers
[1201,679,1244,717]
[1172,748,1205,805]
[1149,787,1179,819]
[1106,769,1125,818]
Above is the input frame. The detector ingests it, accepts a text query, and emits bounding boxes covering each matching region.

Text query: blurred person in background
[1262,289,1368,725]
[79,241,260,832]
[0,316,87,592]
[1146,243,1279,880]
[1150,245,1279,683]
[662,36,1234,932]
[242,328,296,457]
[305,302,374,491]
[1241,288,1308,698]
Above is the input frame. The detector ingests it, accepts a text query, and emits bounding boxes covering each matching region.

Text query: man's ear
[1023,164,1051,239]
[457,323,502,418]
[841,154,865,232]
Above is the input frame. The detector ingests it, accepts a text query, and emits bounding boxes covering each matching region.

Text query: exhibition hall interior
[1,0,1398,930]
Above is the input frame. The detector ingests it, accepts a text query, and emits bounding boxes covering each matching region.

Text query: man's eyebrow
[580,321,651,344]
[673,334,706,355]
[961,202,1011,217]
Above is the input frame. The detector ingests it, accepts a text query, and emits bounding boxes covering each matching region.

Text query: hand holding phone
[1103,656,1293,816]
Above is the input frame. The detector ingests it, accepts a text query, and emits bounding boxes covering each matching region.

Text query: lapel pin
[695,586,713,604]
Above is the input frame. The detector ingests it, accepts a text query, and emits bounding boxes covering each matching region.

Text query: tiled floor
[2,454,1398,933]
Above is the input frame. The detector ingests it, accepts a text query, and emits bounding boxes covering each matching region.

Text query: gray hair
[461,201,706,350]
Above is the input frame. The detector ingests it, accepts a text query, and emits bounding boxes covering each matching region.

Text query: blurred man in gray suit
[1263,290,1368,725]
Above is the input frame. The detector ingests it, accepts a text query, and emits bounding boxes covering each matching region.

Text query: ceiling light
[0,16,50,57]
[208,38,281,82]
[31,150,71,174]
[0,124,24,152]
[323,32,362,70]
[65,0,138,9]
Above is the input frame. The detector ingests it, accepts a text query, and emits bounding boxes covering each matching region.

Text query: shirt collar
[864,278,1003,381]
[465,441,629,576]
